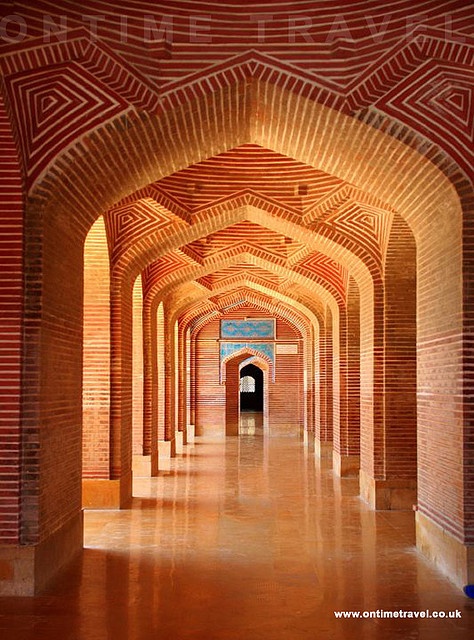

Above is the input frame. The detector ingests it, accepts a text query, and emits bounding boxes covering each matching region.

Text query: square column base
[315,440,333,467]
[159,438,176,459]
[333,452,360,477]
[303,431,315,451]
[0,511,83,596]
[82,470,132,509]
[133,453,159,477]
[175,431,184,453]
[187,424,195,443]
[359,469,416,510]
[416,510,474,590]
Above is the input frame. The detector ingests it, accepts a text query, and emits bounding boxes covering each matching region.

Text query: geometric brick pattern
[197,263,287,290]
[106,198,176,259]
[373,59,474,175]
[4,61,127,187]
[0,28,160,187]
[292,253,348,304]
[154,144,344,215]
[3,3,473,187]
[1,0,474,593]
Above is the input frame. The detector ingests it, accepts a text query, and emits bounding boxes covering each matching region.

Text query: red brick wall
[359,282,378,479]
[132,276,143,455]
[194,311,304,435]
[318,307,333,444]
[346,278,361,457]
[0,97,22,544]
[177,323,187,434]
[157,303,165,441]
[268,319,303,430]
[415,185,464,540]
[333,306,346,457]
[142,296,163,456]
[195,319,224,435]
[83,217,110,479]
[163,311,176,442]
[384,214,417,480]
[225,357,241,436]
[109,277,133,480]
[21,202,85,543]
[463,192,474,544]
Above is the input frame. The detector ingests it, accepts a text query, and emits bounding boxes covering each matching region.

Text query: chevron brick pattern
[1,0,474,593]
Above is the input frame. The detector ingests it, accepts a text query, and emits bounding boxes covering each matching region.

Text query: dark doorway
[239,364,263,411]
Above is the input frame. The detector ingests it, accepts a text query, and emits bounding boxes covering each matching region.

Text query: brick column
[185,329,194,441]
[134,285,158,477]
[157,302,166,444]
[177,322,188,445]
[360,216,416,509]
[304,325,316,447]
[5,197,85,595]
[0,98,29,595]
[225,357,240,436]
[333,277,360,477]
[163,305,176,457]
[415,184,471,588]
[108,277,133,508]
[315,307,333,462]
[189,329,197,429]
[82,218,112,506]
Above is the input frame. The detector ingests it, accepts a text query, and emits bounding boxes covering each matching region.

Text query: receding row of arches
[3,79,472,597]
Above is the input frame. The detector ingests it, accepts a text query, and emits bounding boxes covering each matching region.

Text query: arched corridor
[0,3,474,635]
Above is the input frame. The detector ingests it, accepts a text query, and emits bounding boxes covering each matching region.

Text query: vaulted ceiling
[1,1,472,328]
[104,142,392,321]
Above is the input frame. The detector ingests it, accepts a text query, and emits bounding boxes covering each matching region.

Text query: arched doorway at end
[240,363,264,412]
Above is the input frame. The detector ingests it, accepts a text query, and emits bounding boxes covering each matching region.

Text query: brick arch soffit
[108,184,391,281]
[26,70,466,259]
[143,248,346,318]
[179,286,321,334]
[119,206,374,311]
[112,208,378,292]
[223,350,274,385]
[161,276,326,339]
[132,202,416,292]
[22,45,472,215]
[23,64,467,355]
[180,289,317,347]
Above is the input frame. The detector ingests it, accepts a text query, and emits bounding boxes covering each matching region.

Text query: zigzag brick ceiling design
[1,0,472,322]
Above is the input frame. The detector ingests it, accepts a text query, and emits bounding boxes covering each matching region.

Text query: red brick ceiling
[108,143,390,312]
[154,144,344,215]
[10,1,472,89]
[1,1,472,326]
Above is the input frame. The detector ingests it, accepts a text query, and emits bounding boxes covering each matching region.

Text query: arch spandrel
[31,77,459,243]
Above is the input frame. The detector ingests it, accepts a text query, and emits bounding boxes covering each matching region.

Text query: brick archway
[10,70,471,593]
[225,352,270,437]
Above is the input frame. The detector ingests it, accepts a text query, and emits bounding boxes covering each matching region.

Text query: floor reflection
[239,410,264,435]
[0,429,473,639]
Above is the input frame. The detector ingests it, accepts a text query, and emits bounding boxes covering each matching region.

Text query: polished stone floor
[1,417,473,639]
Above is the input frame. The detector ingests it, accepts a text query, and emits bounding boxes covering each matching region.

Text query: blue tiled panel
[220,319,275,339]
[220,342,275,363]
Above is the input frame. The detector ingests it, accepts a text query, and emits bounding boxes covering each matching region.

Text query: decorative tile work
[221,319,275,339]
[220,341,275,364]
